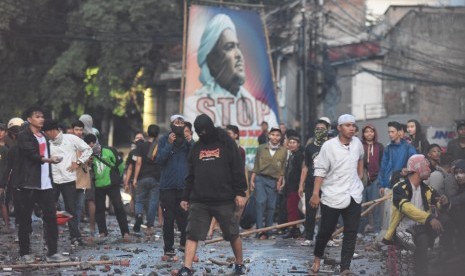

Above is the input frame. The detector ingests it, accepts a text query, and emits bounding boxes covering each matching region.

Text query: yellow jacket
[384,178,440,241]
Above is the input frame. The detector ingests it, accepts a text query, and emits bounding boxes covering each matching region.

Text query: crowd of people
[1,107,465,275]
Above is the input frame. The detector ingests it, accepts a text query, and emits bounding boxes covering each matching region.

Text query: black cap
[42,119,60,131]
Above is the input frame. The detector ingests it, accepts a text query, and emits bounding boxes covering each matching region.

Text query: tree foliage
[0,0,286,138]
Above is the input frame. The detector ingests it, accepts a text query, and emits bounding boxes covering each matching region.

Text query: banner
[184,5,279,168]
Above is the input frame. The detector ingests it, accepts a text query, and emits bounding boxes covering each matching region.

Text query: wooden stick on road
[206,194,392,245]
[331,195,391,239]
[0,259,130,270]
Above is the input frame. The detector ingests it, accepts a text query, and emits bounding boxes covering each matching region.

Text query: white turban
[197,14,236,86]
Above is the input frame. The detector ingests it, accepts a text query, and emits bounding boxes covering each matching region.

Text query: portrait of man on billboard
[184,6,279,166]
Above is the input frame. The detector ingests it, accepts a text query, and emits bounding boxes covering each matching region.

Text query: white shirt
[314,136,364,209]
[49,132,92,184]
[34,134,53,190]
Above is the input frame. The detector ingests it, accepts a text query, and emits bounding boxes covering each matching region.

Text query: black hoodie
[183,114,247,204]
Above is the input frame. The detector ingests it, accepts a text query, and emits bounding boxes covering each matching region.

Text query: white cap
[337,114,356,125]
[319,116,331,125]
[170,114,185,123]
[7,117,24,129]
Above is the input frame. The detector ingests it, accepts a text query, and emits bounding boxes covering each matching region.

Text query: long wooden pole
[195,0,264,8]
[260,2,279,107]
[0,259,130,270]
[331,195,391,239]
[179,0,188,113]
[206,195,391,244]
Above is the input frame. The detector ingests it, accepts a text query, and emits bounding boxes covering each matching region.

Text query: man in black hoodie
[177,114,247,276]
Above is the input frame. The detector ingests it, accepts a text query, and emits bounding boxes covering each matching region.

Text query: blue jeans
[254,175,278,234]
[360,179,381,233]
[135,177,160,227]
[75,189,86,224]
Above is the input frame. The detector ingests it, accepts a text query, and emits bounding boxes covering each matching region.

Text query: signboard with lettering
[426,126,456,149]
[183,5,279,167]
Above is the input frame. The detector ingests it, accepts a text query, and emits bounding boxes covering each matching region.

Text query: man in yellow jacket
[383,154,444,276]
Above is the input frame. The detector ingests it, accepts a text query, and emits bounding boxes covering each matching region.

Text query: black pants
[314,197,361,271]
[304,185,318,240]
[17,188,58,257]
[95,185,129,236]
[160,189,187,251]
[411,225,436,276]
[54,182,80,239]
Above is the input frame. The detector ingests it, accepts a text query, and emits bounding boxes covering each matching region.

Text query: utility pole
[299,0,306,141]
[308,0,323,130]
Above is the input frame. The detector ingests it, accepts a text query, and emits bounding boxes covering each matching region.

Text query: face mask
[314,129,328,145]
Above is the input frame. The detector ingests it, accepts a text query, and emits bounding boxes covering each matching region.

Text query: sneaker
[177,266,194,276]
[178,246,185,253]
[133,215,143,232]
[300,239,314,246]
[71,238,85,246]
[326,240,339,247]
[46,253,69,263]
[234,263,247,275]
[20,254,35,264]
[164,248,176,257]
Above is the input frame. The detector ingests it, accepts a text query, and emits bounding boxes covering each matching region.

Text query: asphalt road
[0,216,386,275]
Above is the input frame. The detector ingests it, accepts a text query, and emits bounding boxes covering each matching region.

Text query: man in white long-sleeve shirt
[43,119,92,246]
[309,114,364,276]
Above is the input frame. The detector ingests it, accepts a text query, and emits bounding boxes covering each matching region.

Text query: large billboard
[183,5,279,167]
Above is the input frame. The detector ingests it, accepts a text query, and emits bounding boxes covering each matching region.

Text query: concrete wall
[382,9,465,126]
[352,60,384,120]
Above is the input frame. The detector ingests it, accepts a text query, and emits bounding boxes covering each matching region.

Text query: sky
[366,0,448,15]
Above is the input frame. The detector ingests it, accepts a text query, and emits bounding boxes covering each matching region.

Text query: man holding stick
[310,114,364,275]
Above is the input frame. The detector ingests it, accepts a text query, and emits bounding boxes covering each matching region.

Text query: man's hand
[298,186,304,198]
[430,218,443,233]
[67,162,79,172]
[235,195,246,210]
[276,182,284,193]
[438,195,449,206]
[124,184,130,193]
[250,180,255,191]
[132,180,137,189]
[379,187,385,197]
[310,193,320,209]
[180,201,189,211]
[168,133,176,144]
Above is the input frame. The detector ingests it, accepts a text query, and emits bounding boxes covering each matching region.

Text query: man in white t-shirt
[16,107,69,264]
[309,114,364,275]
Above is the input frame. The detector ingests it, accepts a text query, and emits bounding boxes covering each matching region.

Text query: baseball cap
[170,114,185,123]
[269,126,281,134]
[7,117,24,129]
[42,119,60,131]
[319,117,331,125]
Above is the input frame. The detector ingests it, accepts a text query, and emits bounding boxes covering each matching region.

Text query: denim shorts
[186,202,239,241]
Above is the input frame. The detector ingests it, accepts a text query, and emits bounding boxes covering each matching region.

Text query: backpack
[94,146,124,187]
